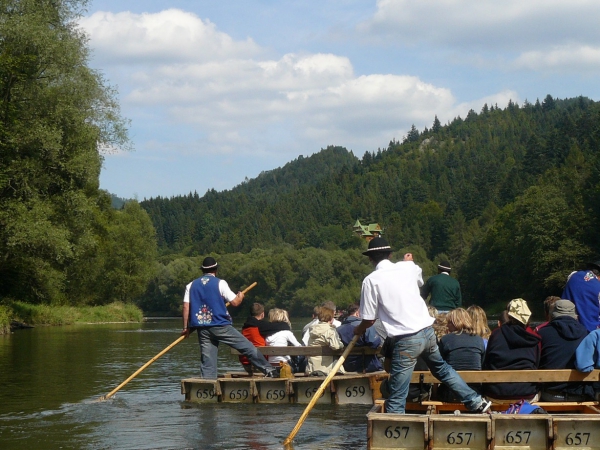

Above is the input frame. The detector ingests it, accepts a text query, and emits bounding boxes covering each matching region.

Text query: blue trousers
[386,326,483,413]
[197,325,271,379]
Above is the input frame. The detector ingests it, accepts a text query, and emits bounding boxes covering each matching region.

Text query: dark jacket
[539,316,592,396]
[336,316,382,373]
[483,323,541,400]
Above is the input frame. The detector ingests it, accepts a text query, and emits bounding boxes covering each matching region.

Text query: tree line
[142,96,600,316]
[3,1,600,318]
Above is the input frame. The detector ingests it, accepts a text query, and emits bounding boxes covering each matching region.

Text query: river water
[0,317,371,450]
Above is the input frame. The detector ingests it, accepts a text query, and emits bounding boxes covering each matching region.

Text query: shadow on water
[0,318,370,449]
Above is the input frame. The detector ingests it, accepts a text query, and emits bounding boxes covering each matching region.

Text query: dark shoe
[265,369,278,378]
[473,399,492,414]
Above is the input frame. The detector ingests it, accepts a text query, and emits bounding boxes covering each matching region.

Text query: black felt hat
[201,257,219,271]
[362,237,393,256]
[438,261,452,272]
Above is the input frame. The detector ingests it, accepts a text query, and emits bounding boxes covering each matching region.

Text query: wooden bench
[230,345,379,356]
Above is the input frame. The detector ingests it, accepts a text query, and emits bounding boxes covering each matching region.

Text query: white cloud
[83,8,513,161]
[79,9,261,64]
[514,45,600,72]
[360,0,600,51]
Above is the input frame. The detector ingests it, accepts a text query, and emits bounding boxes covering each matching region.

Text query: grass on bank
[0,305,10,335]
[0,300,144,334]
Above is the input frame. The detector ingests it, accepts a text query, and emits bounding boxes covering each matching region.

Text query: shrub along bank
[0,301,144,334]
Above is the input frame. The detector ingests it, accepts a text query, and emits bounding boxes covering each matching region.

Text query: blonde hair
[317,307,334,323]
[446,308,475,334]
[427,305,438,318]
[433,313,448,341]
[467,305,491,340]
[269,308,291,327]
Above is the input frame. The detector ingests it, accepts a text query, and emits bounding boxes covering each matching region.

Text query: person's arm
[181,302,190,337]
[219,279,244,306]
[287,330,303,347]
[228,291,245,307]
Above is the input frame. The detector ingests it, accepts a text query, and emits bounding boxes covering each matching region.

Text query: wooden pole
[283,335,359,446]
[97,281,258,401]
[97,335,187,401]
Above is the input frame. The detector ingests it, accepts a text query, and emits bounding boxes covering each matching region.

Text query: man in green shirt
[420,261,462,313]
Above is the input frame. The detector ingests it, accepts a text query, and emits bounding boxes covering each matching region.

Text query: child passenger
[265,308,305,373]
[305,306,346,376]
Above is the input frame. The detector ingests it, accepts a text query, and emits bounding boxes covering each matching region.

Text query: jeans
[197,325,271,379]
[386,326,483,413]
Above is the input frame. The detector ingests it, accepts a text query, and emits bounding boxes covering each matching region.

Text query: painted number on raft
[345,386,366,397]
[265,389,286,400]
[228,389,249,400]
[195,388,215,399]
[504,431,531,444]
[565,432,591,446]
[384,425,410,439]
[305,387,324,399]
[446,432,472,445]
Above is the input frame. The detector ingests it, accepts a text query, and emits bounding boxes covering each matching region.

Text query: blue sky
[85,0,600,199]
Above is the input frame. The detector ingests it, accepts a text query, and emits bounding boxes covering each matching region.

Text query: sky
[84,0,600,200]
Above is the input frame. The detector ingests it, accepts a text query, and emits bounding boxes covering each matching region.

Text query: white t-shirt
[360,259,433,337]
[182,275,237,303]
[266,330,302,364]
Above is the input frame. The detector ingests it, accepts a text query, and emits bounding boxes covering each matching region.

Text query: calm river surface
[0,317,370,450]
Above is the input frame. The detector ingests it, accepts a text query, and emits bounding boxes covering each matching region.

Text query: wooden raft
[368,369,600,450]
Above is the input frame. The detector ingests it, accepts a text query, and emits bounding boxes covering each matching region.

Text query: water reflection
[0,318,370,449]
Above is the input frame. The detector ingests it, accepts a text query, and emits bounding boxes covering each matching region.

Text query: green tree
[0,0,129,304]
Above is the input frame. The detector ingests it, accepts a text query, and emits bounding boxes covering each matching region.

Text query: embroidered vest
[188,275,231,327]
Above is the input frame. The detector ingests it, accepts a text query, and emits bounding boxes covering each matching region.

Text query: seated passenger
[239,302,289,374]
[437,308,485,402]
[467,305,491,349]
[538,300,593,401]
[302,301,341,345]
[576,328,600,372]
[305,306,345,376]
[336,303,382,373]
[483,298,541,402]
[301,306,320,345]
[265,308,305,373]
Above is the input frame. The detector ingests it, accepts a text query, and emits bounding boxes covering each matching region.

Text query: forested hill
[141,95,600,312]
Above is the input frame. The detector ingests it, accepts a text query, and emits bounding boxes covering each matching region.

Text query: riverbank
[0,300,144,334]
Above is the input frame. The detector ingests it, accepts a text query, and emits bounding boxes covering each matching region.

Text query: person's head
[586,260,600,277]
[446,308,474,334]
[551,299,578,321]
[312,306,321,318]
[269,308,291,326]
[346,303,360,317]
[322,300,337,314]
[438,260,452,274]
[201,256,218,274]
[543,296,561,320]
[507,298,532,327]
[251,302,264,319]
[497,310,510,328]
[467,305,491,339]
[317,307,335,323]
[362,237,393,265]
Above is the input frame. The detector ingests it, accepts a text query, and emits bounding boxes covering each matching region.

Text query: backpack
[502,399,546,414]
